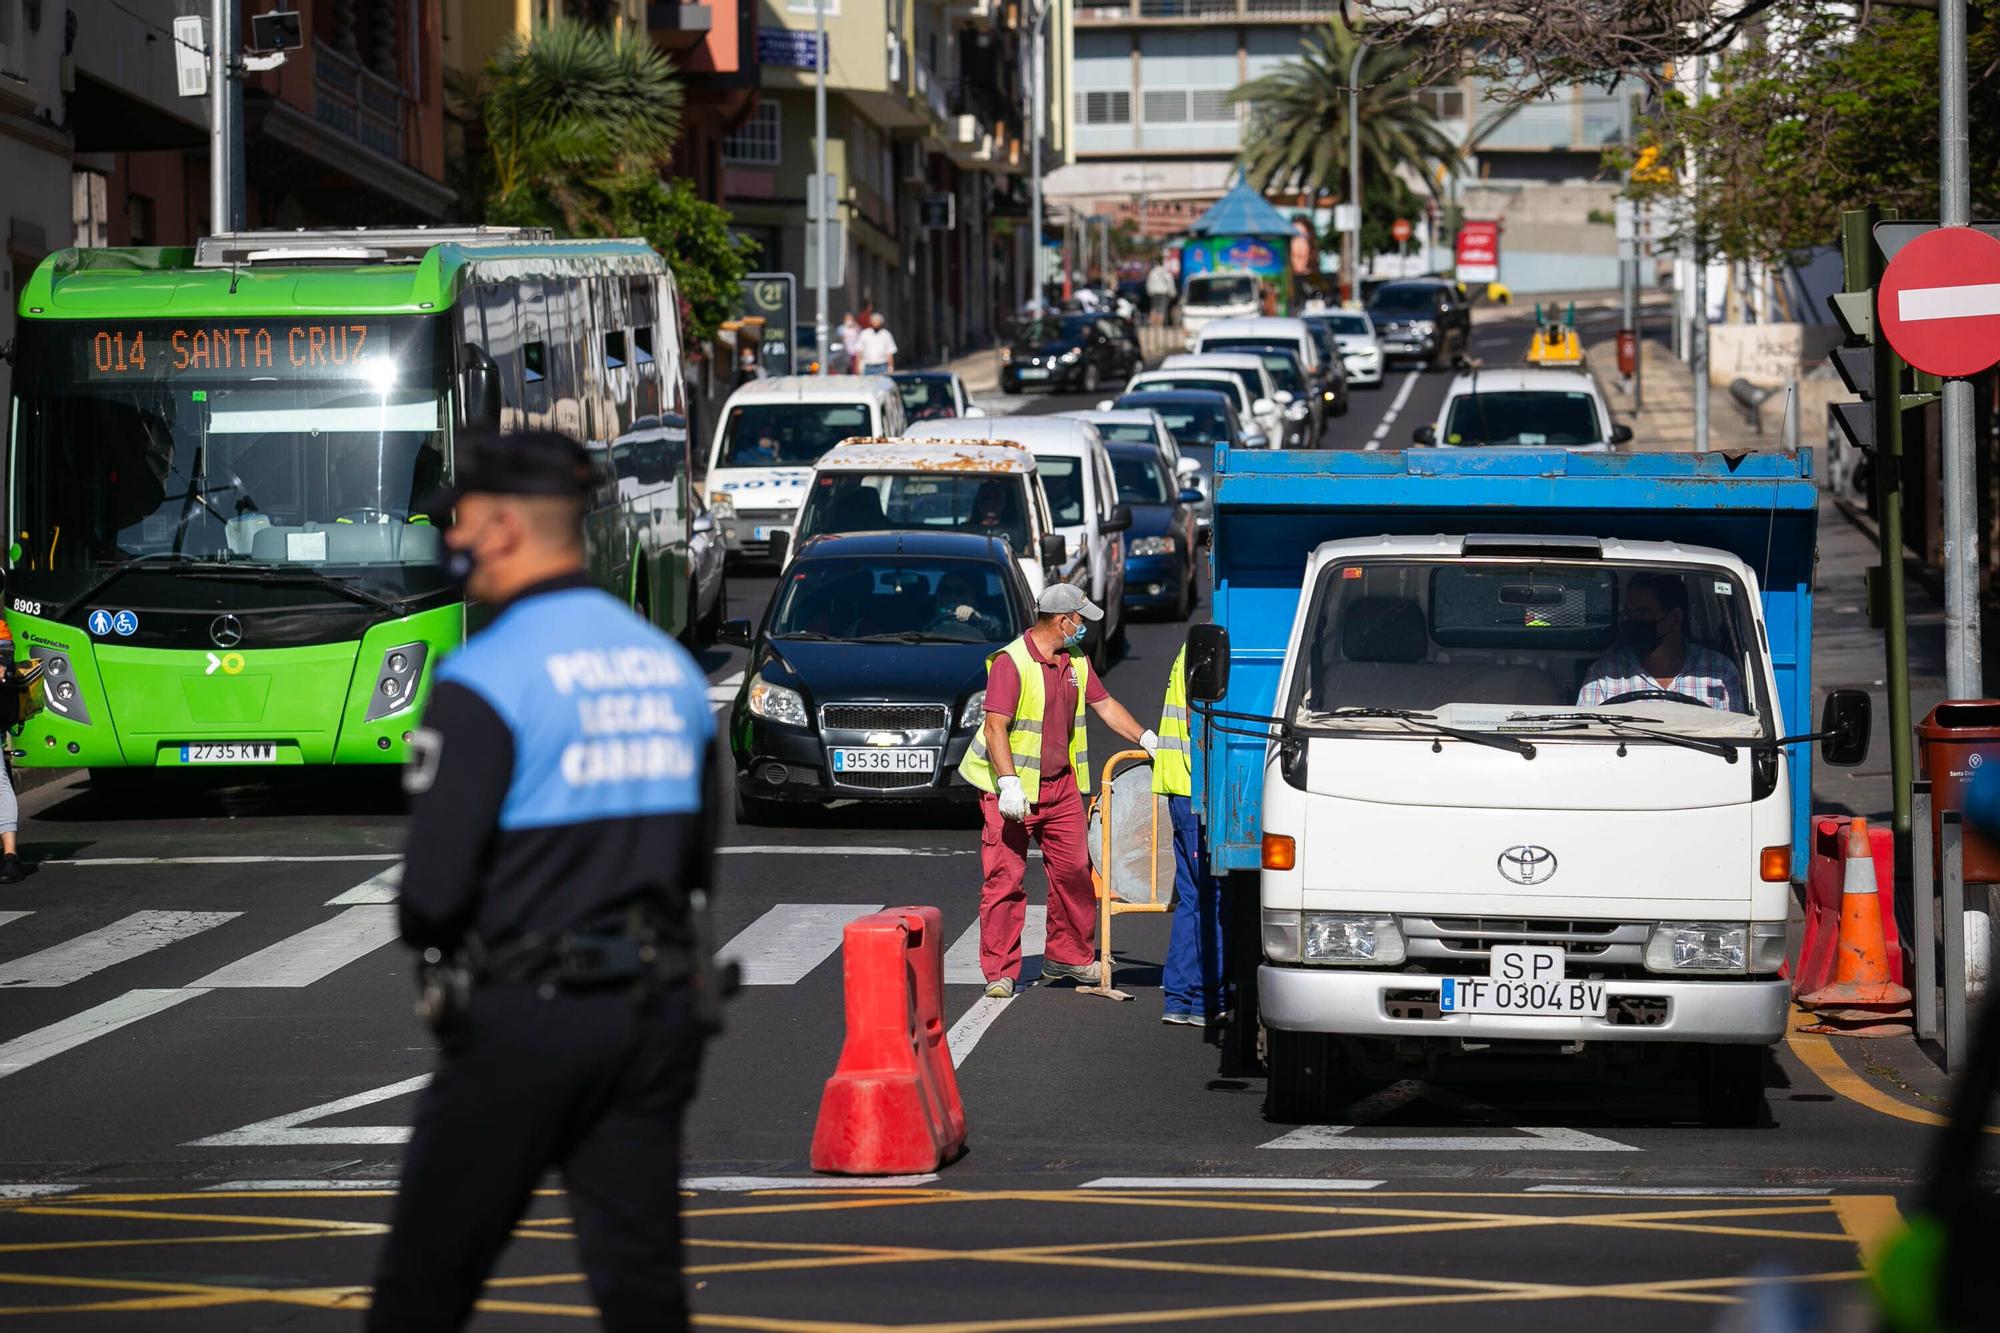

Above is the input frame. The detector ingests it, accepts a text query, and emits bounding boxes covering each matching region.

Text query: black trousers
[367,983,704,1331]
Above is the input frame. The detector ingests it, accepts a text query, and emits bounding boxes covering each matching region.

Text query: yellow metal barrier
[1077,749,1173,1002]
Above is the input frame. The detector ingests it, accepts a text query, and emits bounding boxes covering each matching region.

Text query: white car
[1118,368,1275,448]
[1160,352,1290,447]
[704,375,907,560]
[908,415,1130,669]
[1305,310,1385,387]
[1060,408,1183,474]
[790,438,1069,599]
[1414,366,1632,452]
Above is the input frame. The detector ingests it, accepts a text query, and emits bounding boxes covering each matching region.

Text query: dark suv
[1365,280,1471,368]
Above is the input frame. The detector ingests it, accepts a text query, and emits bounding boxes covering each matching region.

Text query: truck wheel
[1698,1045,1766,1127]
[1265,1028,1340,1123]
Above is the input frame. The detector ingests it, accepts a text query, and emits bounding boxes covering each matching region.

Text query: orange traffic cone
[1798,818,1911,1035]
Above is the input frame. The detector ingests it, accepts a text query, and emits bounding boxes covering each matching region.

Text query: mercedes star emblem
[210,615,244,649]
[1497,845,1557,885]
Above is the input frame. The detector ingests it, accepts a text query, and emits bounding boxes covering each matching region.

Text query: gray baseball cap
[1036,583,1103,622]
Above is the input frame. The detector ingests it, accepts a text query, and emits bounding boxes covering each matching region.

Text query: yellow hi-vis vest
[958,636,1093,801]
[1153,645,1193,796]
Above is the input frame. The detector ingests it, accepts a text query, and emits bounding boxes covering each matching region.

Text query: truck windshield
[770,557,1020,643]
[10,317,452,606]
[1295,559,1765,735]
[718,402,870,467]
[1444,391,1604,447]
[796,471,1030,552]
[1187,275,1254,307]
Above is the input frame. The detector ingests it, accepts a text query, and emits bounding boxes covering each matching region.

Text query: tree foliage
[608,176,759,344]
[1229,17,1456,211]
[1610,4,2000,261]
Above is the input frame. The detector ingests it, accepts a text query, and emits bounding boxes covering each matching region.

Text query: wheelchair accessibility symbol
[112,610,138,637]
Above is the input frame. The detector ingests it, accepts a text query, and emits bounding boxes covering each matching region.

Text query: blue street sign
[757,28,825,70]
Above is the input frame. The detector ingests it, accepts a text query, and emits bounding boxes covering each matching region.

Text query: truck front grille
[1400,916,1649,971]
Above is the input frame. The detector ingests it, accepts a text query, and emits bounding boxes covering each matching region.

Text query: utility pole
[1690,53,1710,453]
[1344,42,1363,305]
[1028,0,1048,315]
[1940,0,1981,699]
[812,0,830,375]
[208,0,237,232]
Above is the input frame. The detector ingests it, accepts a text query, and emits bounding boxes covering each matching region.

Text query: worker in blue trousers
[1153,645,1227,1025]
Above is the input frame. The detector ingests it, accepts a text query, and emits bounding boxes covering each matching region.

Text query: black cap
[423,430,594,526]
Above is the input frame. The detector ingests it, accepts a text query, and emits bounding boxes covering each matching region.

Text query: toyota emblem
[1497,845,1557,885]
[210,615,244,649]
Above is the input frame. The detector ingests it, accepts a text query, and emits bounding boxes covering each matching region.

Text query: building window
[128,194,156,245]
[1074,89,1132,126]
[1142,88,1237,125]
[724,102,782,166]
[1416,85,1467,121]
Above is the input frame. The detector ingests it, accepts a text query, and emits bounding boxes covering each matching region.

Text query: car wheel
[702,571,727,644]
[1332,392,1349,417]
[1171,567,1191,620]
[1001,380,1020,395]
[1264,1028,1344,1124]
[1083,361,1101,394]
[735,787,785,827]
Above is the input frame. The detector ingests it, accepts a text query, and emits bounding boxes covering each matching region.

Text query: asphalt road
[0,310,1943,1329]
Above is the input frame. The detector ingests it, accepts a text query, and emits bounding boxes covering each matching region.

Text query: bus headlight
[364,642,428,722]
[31,649,88,724]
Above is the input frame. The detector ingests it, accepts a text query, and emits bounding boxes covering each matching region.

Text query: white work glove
[996,775,1029,822]
[1140,729,1160,758]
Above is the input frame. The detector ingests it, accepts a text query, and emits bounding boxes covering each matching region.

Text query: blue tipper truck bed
[1194,447,1822,875]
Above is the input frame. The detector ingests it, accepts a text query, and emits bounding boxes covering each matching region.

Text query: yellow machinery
[1525,302,1583,366]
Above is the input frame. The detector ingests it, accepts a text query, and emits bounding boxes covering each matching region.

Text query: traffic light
[1827,290,1876,452]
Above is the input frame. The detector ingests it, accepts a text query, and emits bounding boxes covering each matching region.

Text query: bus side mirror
[462,346,503,432]
[1186,624,1229,702]
[1820,690,1871,767]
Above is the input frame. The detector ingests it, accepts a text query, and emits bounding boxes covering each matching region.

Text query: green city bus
[4,227,694,776]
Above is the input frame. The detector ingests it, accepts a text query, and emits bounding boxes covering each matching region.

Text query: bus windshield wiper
[1508,711,1740,762]
[1313,705,1536,758]
[176,563,404,616]
[54,554,215,620]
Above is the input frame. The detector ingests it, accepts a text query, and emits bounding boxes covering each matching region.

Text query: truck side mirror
[1185,624,1229,702]
[1820,689,1871,766]
[1039,533,1068,566]
[1610,423,1635,445]
[1412,425,1436,445]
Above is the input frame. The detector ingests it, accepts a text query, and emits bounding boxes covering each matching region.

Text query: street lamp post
[813,0,830,375]
[1344,42,1363,305]
[1028,0,1048,315]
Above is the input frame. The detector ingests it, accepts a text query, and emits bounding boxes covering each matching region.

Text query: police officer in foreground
[368,430,723,1332]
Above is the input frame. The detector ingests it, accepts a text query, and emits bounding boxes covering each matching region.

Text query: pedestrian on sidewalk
[1154,645,1225,1025]
[838,312,862,372]
[1146,261,1175,328]
[368,430,722,1332]
[856,312,898,375]
[957,584,1158,999]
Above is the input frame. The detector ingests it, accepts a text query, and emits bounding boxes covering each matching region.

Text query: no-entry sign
[1878,226,2000,378]
[1391,218,1412,243]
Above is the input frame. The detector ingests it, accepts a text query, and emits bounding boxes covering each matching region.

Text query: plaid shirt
[1577,643,1748,714]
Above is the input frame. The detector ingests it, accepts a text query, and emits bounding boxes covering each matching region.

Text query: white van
[908,416,1129,669]
[705,375,905,561]
[1179,268,1264,343]
[791,438,1069,598]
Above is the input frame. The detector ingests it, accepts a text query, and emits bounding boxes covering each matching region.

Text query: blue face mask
[1065,618,1088,648]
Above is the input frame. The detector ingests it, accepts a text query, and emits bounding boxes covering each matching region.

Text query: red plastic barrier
[810,906,967,1175]
[1792,816,1904,996]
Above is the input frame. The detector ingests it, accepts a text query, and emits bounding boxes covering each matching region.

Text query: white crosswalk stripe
[0,911,240,989]
[0,988,209,1079]
[718,903,881,986]
[0,911,31,931]
[189,906,400,988]
[942,906,1045,985]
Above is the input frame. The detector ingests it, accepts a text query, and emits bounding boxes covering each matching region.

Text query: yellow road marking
[0,1229,382,1257]
[1830,1195,1905,1268]
[1786,1005,2000,1133]
[9,1205,381,1233]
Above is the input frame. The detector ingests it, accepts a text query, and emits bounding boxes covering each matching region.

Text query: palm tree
[1229,17,1456,208]
[481,19,685,233]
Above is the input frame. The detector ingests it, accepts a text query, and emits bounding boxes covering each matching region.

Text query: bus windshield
[10,318,452,605]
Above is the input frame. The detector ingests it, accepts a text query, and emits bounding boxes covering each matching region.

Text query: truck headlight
[1303,912,1406,965]
[1262,908,1301,963]
[747,675,808,727]
[1644,922,1753,974]
[1129,536,1177,556]
[959,691,986,729]
[708,491,735,519]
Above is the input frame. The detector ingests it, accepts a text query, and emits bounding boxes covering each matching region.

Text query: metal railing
[313,42,408,164]
[1079,0,1339,19]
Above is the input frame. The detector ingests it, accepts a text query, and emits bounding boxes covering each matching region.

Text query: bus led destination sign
[70,319,415,382]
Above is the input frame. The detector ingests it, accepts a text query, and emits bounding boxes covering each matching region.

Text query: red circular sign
[1391,218,1413,243]
[1878,226,2000,379]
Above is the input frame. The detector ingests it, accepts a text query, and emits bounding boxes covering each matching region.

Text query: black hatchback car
[1366,279,1472,367]
[1000,313,1142,395]
[720,530,1034,823]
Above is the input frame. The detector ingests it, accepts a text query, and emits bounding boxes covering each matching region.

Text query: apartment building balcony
[1075,0,1340,24]
[947,113,996,168]
[647,2,713,53]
